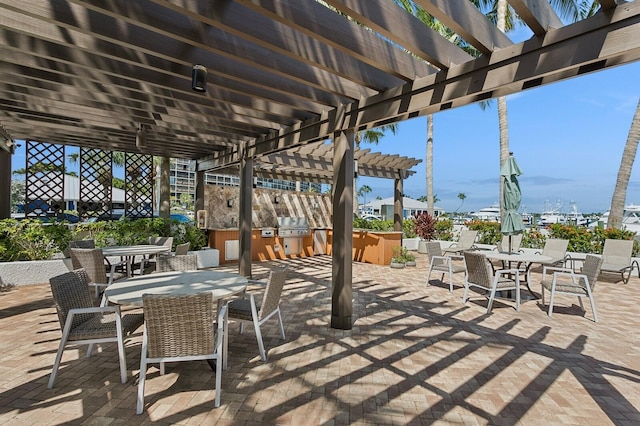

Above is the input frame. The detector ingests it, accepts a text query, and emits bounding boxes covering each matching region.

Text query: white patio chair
[426,241,466,293]
[540,254,603,321]
[137,293,227,414]
[443,230,478,254]
[227,266,288,361]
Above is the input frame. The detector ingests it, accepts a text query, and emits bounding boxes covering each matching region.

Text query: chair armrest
[495,268,520,275]
[542,265,573,279]
[448,254,464,261]
[432,255,452,263]
[247,279,267,286]
[68,306,120,316]
[551,271,585,285]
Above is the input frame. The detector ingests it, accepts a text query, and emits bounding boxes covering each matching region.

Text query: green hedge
[0,218,207,262]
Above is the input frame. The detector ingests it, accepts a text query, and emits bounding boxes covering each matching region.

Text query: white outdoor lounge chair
[443,230,478,254]
[600,239,639,284]
[535,238,570,268]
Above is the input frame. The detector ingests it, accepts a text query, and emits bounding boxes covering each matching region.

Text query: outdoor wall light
[136,124,147,150]
[192,65,207,92]
[274,195,280,204]
[354,159,359,178]
[227,198,234,208]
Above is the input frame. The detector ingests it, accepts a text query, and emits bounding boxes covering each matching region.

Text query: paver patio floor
[0,253,638,425]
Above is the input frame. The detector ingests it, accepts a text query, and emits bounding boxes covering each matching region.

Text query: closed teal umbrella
[500,153,525,252]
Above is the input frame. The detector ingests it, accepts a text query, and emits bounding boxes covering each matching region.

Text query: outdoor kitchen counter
[207,228,402,266]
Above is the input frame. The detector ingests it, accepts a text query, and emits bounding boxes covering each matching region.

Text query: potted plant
[414,212,437,253]
[390,245,406,268]
[404,249,416,267]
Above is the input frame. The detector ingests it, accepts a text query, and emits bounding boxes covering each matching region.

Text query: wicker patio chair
[137,293,227,414]
[175,242,191,256]
[156,254,198,272]
[227,266,288,361]
[600,239,639,284]
[426,241,466,293]
[540,254,603,322]
[443,230,478,254]
[48,269,144,388]
[140,236,174,272]
[462,251,521,313]
[70,248,126,299]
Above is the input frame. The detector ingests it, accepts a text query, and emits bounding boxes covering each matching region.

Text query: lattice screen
[25,140,65,219]
[78,148,113,219]
[125,153,153,218]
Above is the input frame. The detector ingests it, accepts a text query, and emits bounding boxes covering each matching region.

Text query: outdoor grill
[277,217,311,237]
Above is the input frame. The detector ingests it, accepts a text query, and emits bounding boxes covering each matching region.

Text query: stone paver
[0,253,639,425]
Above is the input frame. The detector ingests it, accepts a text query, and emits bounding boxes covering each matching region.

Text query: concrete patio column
[394,176,403,232]
[195,170,205,212]
[331,129,354,330]
[0,148,10,219]
[158,156,170,219]
[238,142,253,278]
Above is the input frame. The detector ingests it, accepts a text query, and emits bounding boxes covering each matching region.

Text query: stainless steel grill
[277,217,311,237]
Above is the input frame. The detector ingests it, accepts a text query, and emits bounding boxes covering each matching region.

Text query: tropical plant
[434,218,454,241]
[608,99,640,229]
[357,185,372,208]
[391,245,406,264]
[465,219,502,244]
[403,218,417,238]
[456,193,467,212]
[413,212,437,241]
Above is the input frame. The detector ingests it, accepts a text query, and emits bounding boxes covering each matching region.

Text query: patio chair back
[149,236,174,249]
[426,242,446,268]
[70,248,108,285]
[258,267,288,321]
[175,242,191,256]
[156,254,198,272]
[457,230,478,250]
[581,254,604,291]
[497,234,523,253]
[602,239,633,267]
[50,269,95,329]
[463,251,493,289]
[69,239,96,249]
[541,239,569,262]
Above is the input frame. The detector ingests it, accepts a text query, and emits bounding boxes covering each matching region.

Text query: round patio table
[101,245,172,276]
[104,270,248,306]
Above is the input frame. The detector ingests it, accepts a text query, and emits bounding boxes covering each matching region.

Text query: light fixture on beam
[192,65,207,92]
[136,124,147,150]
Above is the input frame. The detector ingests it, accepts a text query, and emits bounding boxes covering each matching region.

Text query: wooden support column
[331,130,354,330]
[238,142,253,278]
[394,175,403,232]
[195,170,205,212]
[0,148,10,219]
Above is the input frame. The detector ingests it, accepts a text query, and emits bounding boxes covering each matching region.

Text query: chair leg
[577,296,585,311]
[137,329,149,415]
[447,266,453,293]
[548,289,556,317]
[486,287,497,313]
[426,267,432,286]
[276,307,285,340]
[540,286,545,308]
[215,338,223,407]
[253,319,267,362]
[462,283,469,304]
[515,280,520,312]
[48,339,67,389]
[87,343,94,358]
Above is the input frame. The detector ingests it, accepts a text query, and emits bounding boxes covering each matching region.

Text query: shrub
[0,219,71,261]
[465,220,501,244]
[413,212,437,240]
[403,218,417,238]
[434,218,454,241]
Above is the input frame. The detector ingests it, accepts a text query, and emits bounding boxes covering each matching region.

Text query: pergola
[1,0,639,329]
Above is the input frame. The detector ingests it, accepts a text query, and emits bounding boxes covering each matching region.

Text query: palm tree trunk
[159,156,171,218]
[608,99,640,229]
[497,0,510,222]
[426,114,434,216]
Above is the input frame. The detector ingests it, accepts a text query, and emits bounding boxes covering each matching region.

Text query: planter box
[402,237,420,251]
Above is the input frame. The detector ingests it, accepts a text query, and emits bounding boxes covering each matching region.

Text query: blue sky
[356,60,640,215]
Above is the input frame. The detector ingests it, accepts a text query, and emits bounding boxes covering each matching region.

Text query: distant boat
[565,202,587,226]
[594,204,640,234]
[470,204,501,222]
[538,200,565,226]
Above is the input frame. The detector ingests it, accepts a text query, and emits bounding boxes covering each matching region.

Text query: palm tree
[474,0,585,220]
[608,99,640,229]
[357,185,372,209]
[456,193,467,212]
[353,125,398,216]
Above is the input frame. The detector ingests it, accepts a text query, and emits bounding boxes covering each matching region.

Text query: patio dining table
[483,251,552,299]
[104,270,248,369]
[101,244,171,276]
